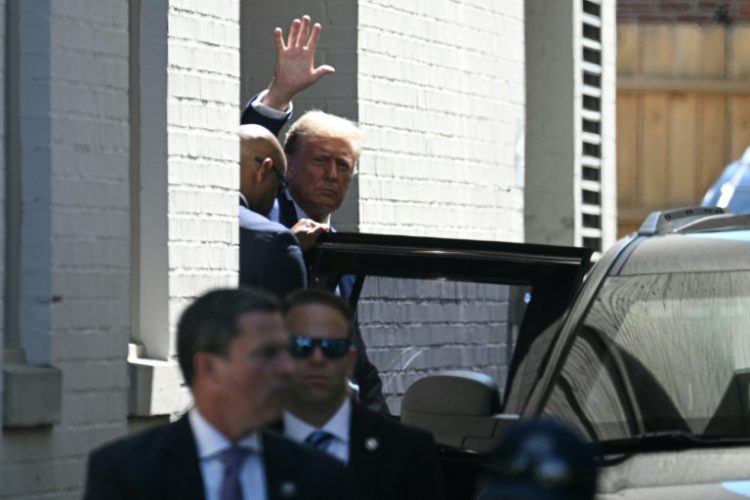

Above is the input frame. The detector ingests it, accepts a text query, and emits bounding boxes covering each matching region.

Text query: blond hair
[284,110,363,160]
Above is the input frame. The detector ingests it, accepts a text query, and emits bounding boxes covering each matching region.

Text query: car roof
[616,210,750,275]
[618,229,750,275]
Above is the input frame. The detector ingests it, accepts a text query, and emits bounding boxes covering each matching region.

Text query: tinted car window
[543,270,750,442]
[357,277,531,414]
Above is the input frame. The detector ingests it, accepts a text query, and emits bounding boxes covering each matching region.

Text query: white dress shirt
[283,398,352,464]
[250,89,293,119]
[189,408,268,500]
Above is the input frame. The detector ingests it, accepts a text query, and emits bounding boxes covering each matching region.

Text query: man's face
[285,304,356,410]
[213,311,294,428]
[286,136,357,222]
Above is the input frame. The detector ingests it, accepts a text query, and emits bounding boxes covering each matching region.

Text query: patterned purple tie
[220,445,249,500]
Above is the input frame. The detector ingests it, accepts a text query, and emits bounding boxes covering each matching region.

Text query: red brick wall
[618,0,750,24]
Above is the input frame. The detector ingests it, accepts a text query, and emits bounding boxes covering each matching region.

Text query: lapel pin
[280,480,297,498]
[364,437,379,451]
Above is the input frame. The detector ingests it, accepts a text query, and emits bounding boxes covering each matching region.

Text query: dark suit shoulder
[262,430,353,500]
[89,421,174,464]
[85,422,186,500]
[354,402,435,447]
[239,206,295,237]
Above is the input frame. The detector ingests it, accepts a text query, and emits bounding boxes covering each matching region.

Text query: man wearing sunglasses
[238,124,326,299]
[280,290,445,500]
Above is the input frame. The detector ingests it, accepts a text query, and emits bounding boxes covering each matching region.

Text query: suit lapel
[277,191,299,229]
[154,417,206,500]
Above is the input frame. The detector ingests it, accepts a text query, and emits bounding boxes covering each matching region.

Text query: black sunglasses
[288,336,352,359]
[255,156,288,193]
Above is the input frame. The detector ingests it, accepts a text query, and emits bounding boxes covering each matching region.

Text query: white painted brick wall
[1,1,130,499]
[1,1,241,498]
[166,0,240,337]
[358,0,525,241]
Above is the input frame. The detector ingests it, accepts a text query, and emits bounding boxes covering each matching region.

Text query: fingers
[287,18,300,49]
[274,27,285,51]
[305,22,322,50]
[311,65,336,81]
[297,15,311,48]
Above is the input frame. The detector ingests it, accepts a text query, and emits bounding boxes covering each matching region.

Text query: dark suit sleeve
[262,230,307,299]
[240,93,291,136]
[351,318,390,415]
[407,433,446,500]
[83,449,130,500]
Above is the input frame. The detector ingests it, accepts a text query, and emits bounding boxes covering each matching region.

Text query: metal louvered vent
[581,0,603,256]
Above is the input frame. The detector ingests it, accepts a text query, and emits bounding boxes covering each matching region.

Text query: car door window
[357,277,531,415]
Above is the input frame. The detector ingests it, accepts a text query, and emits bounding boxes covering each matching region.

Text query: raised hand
[262,15,336,111]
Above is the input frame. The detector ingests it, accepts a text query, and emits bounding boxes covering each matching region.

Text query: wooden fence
[617,24,750,236]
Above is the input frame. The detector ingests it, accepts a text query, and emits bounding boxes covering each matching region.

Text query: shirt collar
[284,189,332,226]
[283,398,351,445]
[189,407,262,460]
[238,192,249,209]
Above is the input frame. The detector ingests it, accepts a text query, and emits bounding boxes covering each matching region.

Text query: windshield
[542,270,750,443]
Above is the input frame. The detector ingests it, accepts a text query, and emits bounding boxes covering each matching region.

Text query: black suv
[307,207,750,499]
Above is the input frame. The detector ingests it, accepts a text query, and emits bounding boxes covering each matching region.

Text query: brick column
[129,0,241,416]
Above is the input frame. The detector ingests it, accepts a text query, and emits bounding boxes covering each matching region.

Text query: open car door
[306,232,592,416]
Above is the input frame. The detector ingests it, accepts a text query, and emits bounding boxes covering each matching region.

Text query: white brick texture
[358,0,525,241]
[0,0,242,498]
[166,0,240,334]
[1,1,130,499]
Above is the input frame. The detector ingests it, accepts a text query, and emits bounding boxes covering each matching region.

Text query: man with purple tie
[84,288,352,500]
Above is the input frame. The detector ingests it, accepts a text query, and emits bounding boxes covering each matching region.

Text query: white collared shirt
[283,398,352,464]
[189,408,268,500]
[250,89,293,119]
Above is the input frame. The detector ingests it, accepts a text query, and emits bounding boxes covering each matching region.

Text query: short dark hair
[282,289,354,337]
[177,287,280,387]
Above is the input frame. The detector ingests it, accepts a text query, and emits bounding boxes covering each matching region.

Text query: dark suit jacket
[239,205,306,300]
[278,402,445,500]
[347,402,445,500]
[84,416,352,500]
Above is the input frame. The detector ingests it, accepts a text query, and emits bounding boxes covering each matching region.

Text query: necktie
[220,445,249,500]
[305,430,335,452]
